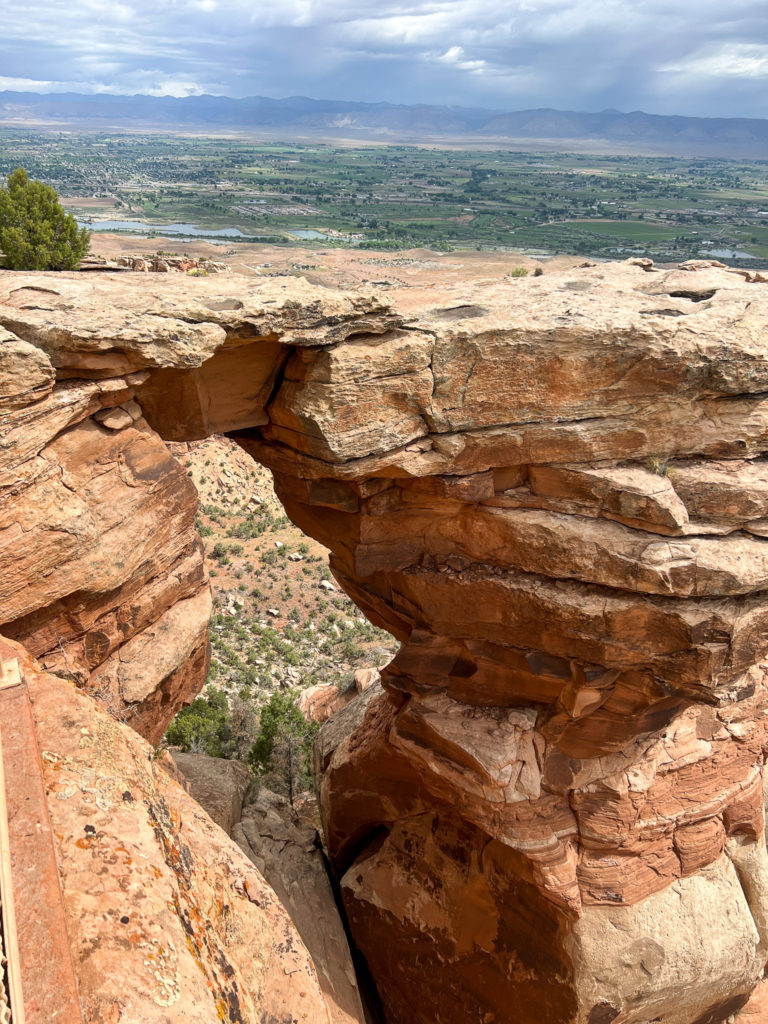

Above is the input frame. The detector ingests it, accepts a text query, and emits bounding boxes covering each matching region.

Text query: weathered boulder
[169,751,252,835]
[3,636,332,1024]
[299,681,358,723]
[234,788,366,1024]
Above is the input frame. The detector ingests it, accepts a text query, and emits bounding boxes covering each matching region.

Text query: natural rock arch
[3,260,768,1023]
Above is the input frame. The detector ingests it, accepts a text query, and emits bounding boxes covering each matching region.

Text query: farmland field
[2,126,768,263]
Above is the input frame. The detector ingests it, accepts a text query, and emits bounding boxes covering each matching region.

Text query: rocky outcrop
[1,635,332,1024]
[0,273,394,741]
[170,753,367,1022]
[83,254,231,274]
[0,370,210,743]
[169,751,252,835]
[299,669,380,724]
[234,789,367,1024]
[114,255,230,274]
[5,260,768,1022]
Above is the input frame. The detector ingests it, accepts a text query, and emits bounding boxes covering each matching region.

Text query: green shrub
[0,168,90,270]
[247,692,319,803]
[195,516,214,537]
[211,542,230,564]
[165,686,233,757]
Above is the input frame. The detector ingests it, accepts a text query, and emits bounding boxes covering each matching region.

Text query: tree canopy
[0,167,90,271]
[165,686,233,757]
[248,691,318,804]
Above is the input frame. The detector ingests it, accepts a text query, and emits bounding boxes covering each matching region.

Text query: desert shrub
[228,513,271,539]
[165,686,233,757]
[211,542,230,564]
[195,516,214,537]
[247,692,319,803]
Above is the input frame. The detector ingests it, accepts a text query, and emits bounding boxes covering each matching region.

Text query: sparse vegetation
[165,686,233,757]
[248,691,319,803]
[163,437,397,786]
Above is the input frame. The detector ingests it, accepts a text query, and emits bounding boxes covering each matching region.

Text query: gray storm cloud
[0,0,767,116]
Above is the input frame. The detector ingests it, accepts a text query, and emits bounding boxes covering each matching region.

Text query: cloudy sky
[2,0,768,118]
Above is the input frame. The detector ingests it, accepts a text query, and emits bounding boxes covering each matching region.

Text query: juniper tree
[248,692,318,805]
[0,167,90,270]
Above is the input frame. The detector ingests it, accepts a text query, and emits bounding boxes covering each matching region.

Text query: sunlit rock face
[1,635,333,1024]
[4,259,768,1023]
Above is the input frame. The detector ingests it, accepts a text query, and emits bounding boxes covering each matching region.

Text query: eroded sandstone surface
[0,636,332,1024]
[4,259,768,1022]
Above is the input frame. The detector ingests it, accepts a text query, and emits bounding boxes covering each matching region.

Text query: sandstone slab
[14,641,333,1024]
[235,789,366,1024]
[169,750,251,835]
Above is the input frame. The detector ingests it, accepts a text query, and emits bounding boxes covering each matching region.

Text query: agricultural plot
[2,127,768,262]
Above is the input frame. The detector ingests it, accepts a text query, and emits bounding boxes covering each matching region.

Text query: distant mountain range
[2,91,768,157]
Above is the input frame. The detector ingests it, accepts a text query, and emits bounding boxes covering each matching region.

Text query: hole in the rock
[163,433,397,789]
[587,1004,620,1024]
[449,653,478,679]
[338,823,393,876]
[429,304,488,320]
[667,289,717,302]
[525,651,573,679]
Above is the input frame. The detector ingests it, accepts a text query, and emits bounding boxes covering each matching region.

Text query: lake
[79,219,250,238]
[704,247,753,260]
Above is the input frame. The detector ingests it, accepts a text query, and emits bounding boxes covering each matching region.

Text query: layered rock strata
[169,750,252,835]
[0,273,396,742]
[4,260,768,1022]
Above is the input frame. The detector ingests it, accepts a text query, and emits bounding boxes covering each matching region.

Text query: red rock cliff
[3,260,768,1023]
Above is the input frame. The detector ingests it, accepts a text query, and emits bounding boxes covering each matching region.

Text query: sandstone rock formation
[299,669,380,723]
[114,254,230,274]
[0,635,332,1024]
[0,273,394,742]
[169,750,252,835]
[4,259,768,1022]
[166,750,366,1024]
[83,254,231,274]
[234,788,367,1024]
